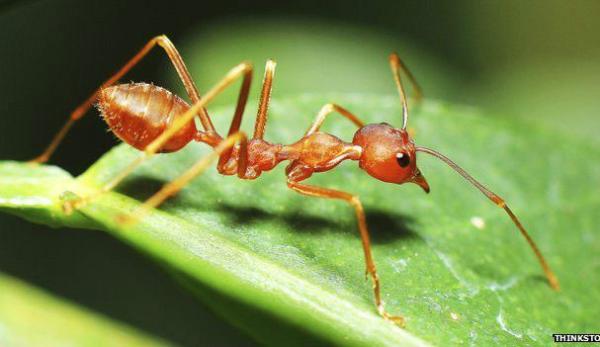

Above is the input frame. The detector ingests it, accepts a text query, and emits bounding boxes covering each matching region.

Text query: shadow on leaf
[210,202,421,245]
[115,174,421,245]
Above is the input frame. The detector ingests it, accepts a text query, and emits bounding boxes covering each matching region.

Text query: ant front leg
[304,103,365,136]
[389,52,423,106]
[286,180,405,327]
[388,53,423,130]
[31,35,215,164]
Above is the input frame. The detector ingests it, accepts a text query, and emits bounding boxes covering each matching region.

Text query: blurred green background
[0,0,598,345]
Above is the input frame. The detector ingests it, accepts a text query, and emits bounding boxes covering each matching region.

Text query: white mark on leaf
[489,277,524,339]
[488,276,519,292]
[390,258,408,273]
[432,249,479,296]
[496,310,523,339]
[470,216,485,230]
[469,330,478,347]
[0,196,52,207]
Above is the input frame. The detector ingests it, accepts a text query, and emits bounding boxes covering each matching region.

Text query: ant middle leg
[251,60,277,140]
[217,59,277,176]
[214,59,278,174]
[31,35,215,164]
[214,58,281,177]
[286,180,405,327]
[62,62,253,213]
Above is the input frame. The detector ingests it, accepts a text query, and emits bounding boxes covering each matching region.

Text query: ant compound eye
[396,152,410,167]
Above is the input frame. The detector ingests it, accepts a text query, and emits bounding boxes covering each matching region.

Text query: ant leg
[62,62,253,213]
[389,53,423,104]
[216,60,255,171]
[31,35,215,163]
[121,132,248,224]
[287,180,405,327]
[389,53,423,130]
[252,60,277,140]
[304,103,365,136]
[217,59,275,173]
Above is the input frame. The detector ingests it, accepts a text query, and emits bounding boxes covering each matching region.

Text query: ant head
[352,123,429,192]
[350,52,428,191]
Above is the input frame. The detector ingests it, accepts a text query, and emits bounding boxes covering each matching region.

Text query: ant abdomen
[97,83,197,152]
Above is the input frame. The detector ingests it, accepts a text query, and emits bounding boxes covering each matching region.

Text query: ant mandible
[30,35,559,327]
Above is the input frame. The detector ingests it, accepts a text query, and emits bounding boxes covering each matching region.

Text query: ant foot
[115,213,136,226]
[116,205,150,226]
[378,304,406,328]
[27,155,48,165]
[59,191,88,215]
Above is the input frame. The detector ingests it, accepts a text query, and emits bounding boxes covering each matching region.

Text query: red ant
[30,35,559,327]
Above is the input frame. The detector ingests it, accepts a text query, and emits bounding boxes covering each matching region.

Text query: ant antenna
[389,53,423,130]
[416,146,560,291]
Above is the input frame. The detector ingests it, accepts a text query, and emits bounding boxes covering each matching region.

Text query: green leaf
[171,19,460,103]
[472,60,600,145]
[1,95,598,346]
[0,272,171,346]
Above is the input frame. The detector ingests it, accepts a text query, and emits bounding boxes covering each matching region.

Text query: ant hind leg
[61,62,253,213]
[31,35,215,164]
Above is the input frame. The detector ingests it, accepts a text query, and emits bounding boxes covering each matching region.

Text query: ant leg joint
[323,103,335,111]
[155,35,176,48]
[242,62,254,73]
[493,197,506,208]
[349,196,362,209]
